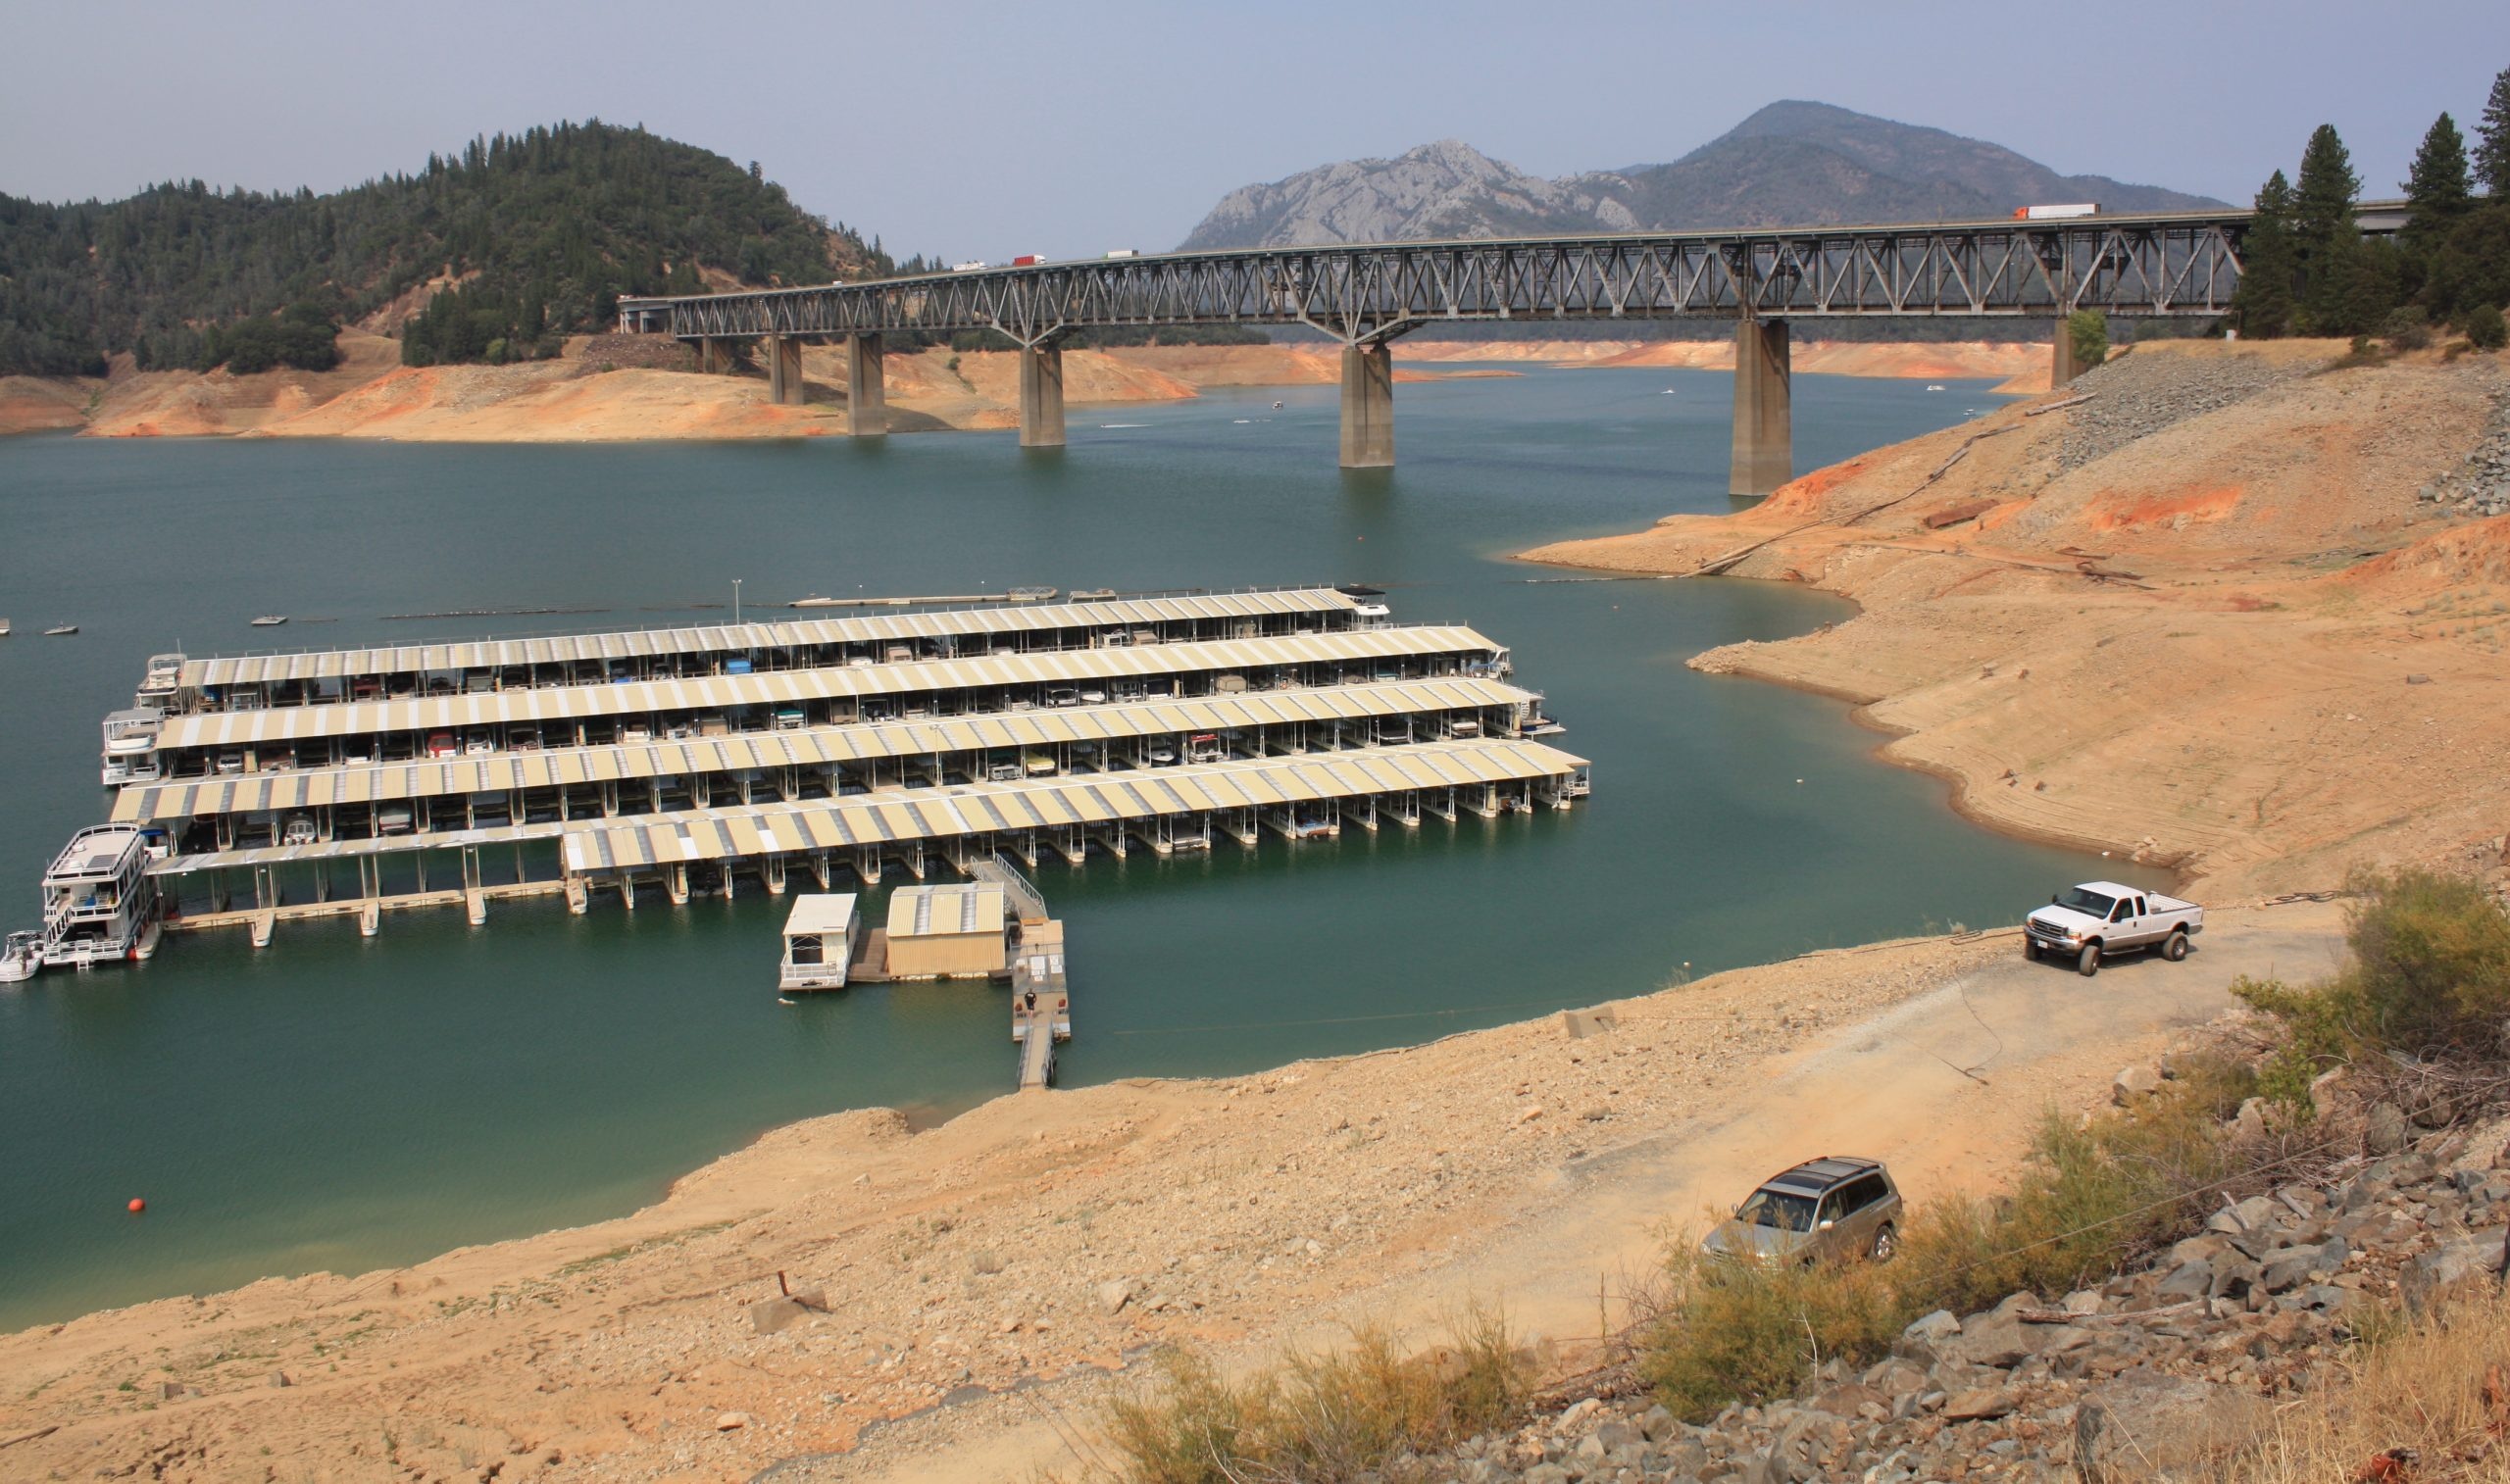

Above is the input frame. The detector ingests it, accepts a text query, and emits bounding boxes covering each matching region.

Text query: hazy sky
[5,1,2504,259]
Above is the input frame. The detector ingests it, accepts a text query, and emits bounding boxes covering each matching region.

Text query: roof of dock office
[115,677,1531,821]
[782,893,860,938]
[146,738,1587,877]
[177,589,1362,690]
[152,626,1503,750]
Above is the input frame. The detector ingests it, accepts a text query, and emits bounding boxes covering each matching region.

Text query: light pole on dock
[733,578,743,626]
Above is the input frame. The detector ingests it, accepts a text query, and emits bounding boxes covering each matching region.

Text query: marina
[22,590,1587,974]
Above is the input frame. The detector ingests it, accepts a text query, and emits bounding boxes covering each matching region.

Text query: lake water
[0,367,2164,1328]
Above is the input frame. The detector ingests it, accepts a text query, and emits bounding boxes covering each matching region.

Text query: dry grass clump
[1088,1308,1533,1484]
[2226,1287,2510,1483]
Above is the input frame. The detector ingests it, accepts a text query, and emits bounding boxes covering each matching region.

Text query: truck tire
[2162,930,2189,962]
[2077,942,2102,976]
[2022,937,2038,962]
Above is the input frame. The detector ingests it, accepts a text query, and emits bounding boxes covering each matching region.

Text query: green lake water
[0,367,2165,1328]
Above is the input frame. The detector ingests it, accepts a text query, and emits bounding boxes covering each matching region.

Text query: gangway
[966,854,1048,924]
[1010,918,1070,1092]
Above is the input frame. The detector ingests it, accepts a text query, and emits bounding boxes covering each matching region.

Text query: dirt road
[811,901,2346,1484]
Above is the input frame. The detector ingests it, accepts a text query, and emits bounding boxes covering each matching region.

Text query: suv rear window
[1832,1173,1891,1212]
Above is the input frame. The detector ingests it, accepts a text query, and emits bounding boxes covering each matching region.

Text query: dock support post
[2051,318,2084,389]
[1728,316,1792,497]
[1018,337,1066,448]
[846,333,887,436]
[1338,338,1396,468]
[767,336,806,406]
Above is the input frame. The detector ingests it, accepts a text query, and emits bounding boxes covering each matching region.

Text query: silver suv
[1701,1157,1903,1265]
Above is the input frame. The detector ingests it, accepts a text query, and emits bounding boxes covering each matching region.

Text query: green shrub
[2067,310,2109,370]
[2235,868,2510,1104]
[1640,1240,1901,1420]
[1094,1309,1533,1483]
[2468,303,2507,350]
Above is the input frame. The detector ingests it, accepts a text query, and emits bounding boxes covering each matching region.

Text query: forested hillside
[0,121,894,375]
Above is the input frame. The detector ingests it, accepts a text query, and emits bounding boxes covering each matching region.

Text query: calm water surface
[0,367,2164,1326]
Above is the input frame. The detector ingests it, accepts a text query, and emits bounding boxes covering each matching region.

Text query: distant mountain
[1177,101,2228,250]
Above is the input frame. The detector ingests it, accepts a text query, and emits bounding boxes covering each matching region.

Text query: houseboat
[39,825,163,968]
[100,709,164,786]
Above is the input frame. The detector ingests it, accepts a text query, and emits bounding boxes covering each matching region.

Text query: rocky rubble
[1398,1121,2509,1483]
[2053,347,2317,474]
[2418,380,2510,519]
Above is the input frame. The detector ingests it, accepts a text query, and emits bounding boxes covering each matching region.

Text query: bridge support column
[846,332,886,436]
[1019,339,1066,448]
[1339,339,1396,469]
[1729,316,1791,497]
[696,339,732,375]
[767,336,806,405]
[2050,320,2084,389]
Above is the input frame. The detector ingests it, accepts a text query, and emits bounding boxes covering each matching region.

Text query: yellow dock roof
[178,588,1360,690]
[115,677,1530,822]
[152,626,1502,751]
[887,884,1006,939]
[559,738,1587,875]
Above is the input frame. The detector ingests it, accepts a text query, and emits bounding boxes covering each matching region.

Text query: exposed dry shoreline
[1520,338,2510,902]
[0,334,2049,442]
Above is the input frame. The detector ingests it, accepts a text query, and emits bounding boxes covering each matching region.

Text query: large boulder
[2075,1373,2273,1480]
[2401,1230,2507,1313]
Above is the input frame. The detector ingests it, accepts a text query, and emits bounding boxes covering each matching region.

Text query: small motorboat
[43,623,76,636]
[250,616,289,627]
[1925,384,1947,392]
[1272,401,1283,410]
[0,931,41,984]
[0,618,11,636]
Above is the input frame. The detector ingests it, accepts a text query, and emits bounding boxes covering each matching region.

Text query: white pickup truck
[2024,881,2203,976]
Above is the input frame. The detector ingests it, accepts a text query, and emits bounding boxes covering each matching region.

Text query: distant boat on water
[43,623,76,636]
[250,615,289,627]
[0,618,11,636]
[1926,384,1947,392]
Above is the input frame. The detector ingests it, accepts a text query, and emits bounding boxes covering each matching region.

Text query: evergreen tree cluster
[0,121,888,376]
[2233,66,2510,341]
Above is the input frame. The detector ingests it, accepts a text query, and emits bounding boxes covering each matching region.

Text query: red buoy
[126,1198,146,1213]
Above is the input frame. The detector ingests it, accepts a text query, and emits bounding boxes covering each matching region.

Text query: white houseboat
[39,825,163,968]
[100,709,164,786]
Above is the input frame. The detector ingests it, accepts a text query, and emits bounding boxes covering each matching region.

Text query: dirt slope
[1525,339,2510,899]
[0,904,2340,1484]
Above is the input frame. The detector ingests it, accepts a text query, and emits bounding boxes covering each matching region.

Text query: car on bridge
[2024,881,2203,975]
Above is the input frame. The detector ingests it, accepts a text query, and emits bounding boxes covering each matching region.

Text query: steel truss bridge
[615,207,2321,490]
[629,211,2253,346]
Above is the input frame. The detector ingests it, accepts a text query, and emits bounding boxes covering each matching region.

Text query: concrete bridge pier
[1729,316,1792,497]
[766,336,806,405]
[846,332,886,436]
[2050,321,2085,389]
[696,339,733,375]
[1018,337,1067,448]
[1339,339,1396,469]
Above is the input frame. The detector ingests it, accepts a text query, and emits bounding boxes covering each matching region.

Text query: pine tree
[2233,171,2298,339]
[2476,65,2510,199]
[2292,125,2364,334]
[2403,113,2473,239]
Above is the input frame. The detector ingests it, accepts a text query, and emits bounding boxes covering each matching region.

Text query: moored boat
[43,623,76,636]
[0,930,40,984]
[250,615,289,627]
[38,825,163,969]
